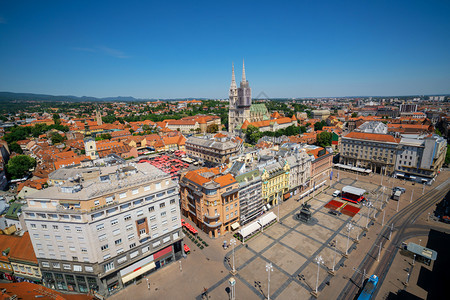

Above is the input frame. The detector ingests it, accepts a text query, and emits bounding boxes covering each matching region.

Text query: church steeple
[230,62,236,89]
[242,59,246,83]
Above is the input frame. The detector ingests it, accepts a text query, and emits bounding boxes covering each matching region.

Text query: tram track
[339,179,450,300]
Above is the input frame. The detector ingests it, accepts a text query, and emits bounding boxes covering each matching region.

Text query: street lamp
[315,255,324,294]
[381,166,385,186]
[346,223,354,255]
[365,201,372,228]
[230,238,236,274]
[412,254,416,265]
[266,262,273,300]
[410,189,413,203]
[332,240,337,273]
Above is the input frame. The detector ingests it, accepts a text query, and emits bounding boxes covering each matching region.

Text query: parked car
[393,187,406,194]
[332,190,341,197]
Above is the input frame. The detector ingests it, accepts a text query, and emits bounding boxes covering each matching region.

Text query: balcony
[204,221,222,228]
[204,213,220,220]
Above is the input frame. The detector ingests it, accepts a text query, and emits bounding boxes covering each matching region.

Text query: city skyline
[0,0,449,98]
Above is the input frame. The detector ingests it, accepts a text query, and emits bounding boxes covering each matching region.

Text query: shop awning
[283,193,291,200]
[121,261,156,284]
[231,222,240,230]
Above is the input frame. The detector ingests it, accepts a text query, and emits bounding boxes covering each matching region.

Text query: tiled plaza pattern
[206,177,386,299]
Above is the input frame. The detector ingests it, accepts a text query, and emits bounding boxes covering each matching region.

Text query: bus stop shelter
[406,242,438,265]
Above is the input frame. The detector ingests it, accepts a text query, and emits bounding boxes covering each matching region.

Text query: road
[338,177,450,300]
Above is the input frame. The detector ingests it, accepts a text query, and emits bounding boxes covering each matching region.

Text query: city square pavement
[110,169,438,299]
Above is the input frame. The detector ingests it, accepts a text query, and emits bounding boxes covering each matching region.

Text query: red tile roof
[344,131,400,143]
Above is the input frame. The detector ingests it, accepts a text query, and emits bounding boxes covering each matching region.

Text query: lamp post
[396,197,400,212]
[266,263,273,300]
[377,241,382,262]
[412,254,416,265]
[346,223,354,255]
[315,255,324,294]
[229,277,236,300]
[333,240,337,273]
[230,238,236,274]
[410,189,413,203]
[277,195,280,223]
[365,201,372,229]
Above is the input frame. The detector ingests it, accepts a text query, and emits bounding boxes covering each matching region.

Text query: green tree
[314,120,326,131]
[351,112,358,118]
[50,133,65,144]
[316,132,332,148]
[206,124,219,133]
[6,155,36,179]
[445,147,450,166]
[9,142,23,154]
[300,126,307,134]
[244,125,262,145]
[52,113,61,125]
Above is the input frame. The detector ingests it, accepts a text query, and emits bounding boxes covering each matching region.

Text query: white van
[332,190,340,197]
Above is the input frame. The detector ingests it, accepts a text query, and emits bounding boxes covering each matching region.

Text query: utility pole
[266,263,273,300]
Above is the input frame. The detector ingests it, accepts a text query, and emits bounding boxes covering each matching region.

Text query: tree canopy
[316,131,332,148]
[6,155,36,179]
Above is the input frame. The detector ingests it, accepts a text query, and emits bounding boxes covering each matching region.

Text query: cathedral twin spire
[230,60,247,87]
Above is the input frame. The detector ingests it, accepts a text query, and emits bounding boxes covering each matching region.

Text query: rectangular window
[139,229,146,235]
[118,256,127,264]
[81,248,87,253]
[63,264,71,270]
[126,224,133,231]
[106,196,114,204]
[73,265,82,272]
[52,262,60,268]
[44,234,50,240]
[171,208,176,213]
[150,215,156,221]
[103,254,111,260]
[136,210,144,217]
[130,251,139,259]
[170,199,176,204]
[173,232,179,239]
[129,243,136,249]
[115,238,122,245]
[157,192,165,198]
[113,229,121,236]
[162,220,168,225]
[155,183,161,189]
[172,216,177,221]
[69,246,76,252]
[42,224,47,229]
[76,227,82,232]
[124,214,131,221]
[119,192,127,199]
[168,189,176,195]
[153,241,161,248]
[121,203,130,210]
[142,246,150,253]
[98,234,107,241]
[134,199,143,206]
[41,262,50,268]
[163,236,170,244]
[111,219,119,226]
[55,235,62,241]
[144,186,150,191]
[100,244,109,251]
[148,206,155,212]
[85,266,94,272]
[128,233,135,240]
[30,224,36,229]
[160,202,165,208]
[96,224,105,231]
[94,200,100,206]
[151,224,158,231]
[117,249,124,255]
[146,195,155,201]
[132,189,139,195]
[161,211,166,217]
[104,262,114,272]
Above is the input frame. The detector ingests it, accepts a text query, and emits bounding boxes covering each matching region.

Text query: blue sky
[0,0,449,99]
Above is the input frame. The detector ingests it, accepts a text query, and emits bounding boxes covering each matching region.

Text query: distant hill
[0,92,213,102]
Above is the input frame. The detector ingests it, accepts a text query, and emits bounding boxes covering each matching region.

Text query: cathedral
[228,61,269,134]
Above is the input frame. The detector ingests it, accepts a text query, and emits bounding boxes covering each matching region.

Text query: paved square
[261,243,306,275]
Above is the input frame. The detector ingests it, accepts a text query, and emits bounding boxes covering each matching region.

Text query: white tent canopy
[258,212,277,227]
[238,222,261,239]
